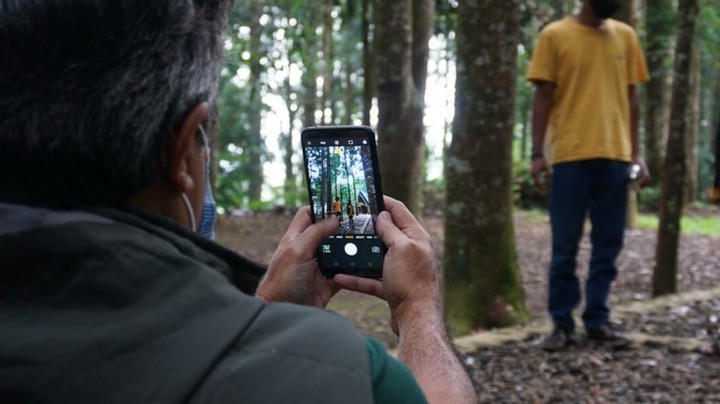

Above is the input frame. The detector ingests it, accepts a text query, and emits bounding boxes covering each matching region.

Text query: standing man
[333,196,343,224]
[528,0,650,350]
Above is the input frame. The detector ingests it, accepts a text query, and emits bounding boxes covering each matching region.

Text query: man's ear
[166,102,209,193]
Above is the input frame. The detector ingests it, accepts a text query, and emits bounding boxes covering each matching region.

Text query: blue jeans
[548,159,629,332]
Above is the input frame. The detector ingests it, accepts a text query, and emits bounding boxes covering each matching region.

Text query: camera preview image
[305,143,380,235]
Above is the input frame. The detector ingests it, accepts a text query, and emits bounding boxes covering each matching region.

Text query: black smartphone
[301,125,385,278]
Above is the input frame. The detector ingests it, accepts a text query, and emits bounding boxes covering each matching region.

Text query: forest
[211,0,720,399]
[215,0,718,325]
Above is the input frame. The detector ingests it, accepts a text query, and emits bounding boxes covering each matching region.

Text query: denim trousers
[548,159,629,332]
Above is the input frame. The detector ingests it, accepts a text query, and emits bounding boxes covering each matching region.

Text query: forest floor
[216,204,720,402]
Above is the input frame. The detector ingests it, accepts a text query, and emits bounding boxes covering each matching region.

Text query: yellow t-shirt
[527,17,650,164]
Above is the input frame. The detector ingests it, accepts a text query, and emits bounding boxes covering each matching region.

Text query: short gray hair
[0,0,231,206]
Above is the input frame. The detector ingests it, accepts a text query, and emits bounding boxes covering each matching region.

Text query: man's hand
[255,206,339,308]
[633,156,651,188]
[333,196,441,335]
[335,196,476,403]
[531,155,550,193]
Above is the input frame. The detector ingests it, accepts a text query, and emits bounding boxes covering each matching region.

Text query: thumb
[375,211,406,248]
[298,218,339,250]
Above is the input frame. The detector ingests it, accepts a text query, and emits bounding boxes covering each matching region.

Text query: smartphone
[301,125,385,278]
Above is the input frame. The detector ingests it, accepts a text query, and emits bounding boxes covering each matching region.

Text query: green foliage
[214,0,720,218]
[637,186,663,213]
[637,213,720,237]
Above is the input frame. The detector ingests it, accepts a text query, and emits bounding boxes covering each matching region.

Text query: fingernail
[378,211,390,221]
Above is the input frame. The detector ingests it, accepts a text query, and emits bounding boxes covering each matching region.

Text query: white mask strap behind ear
[180,193,197,231]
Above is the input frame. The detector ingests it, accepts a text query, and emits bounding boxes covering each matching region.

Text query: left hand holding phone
[255,206,340,308]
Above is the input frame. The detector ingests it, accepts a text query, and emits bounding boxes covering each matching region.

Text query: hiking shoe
[541,326,576,351]
[586,324,632,348]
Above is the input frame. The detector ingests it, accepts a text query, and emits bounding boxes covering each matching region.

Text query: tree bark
[644,0,675,187]
[685,45,700,203]
[616,0,640,28]
[374,0,430,214]
[320,0,334,124]
[361,0,374,126]
[615,0,640,228]
[654,0,700,297]
[444,0,528,333]
[246,0,265,205]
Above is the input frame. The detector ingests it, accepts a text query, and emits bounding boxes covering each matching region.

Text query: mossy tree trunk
[654,0,700,297]
[374,0,433,215]
[444,0,529,335]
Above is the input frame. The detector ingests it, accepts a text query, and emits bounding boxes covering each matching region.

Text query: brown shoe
[541,326,577,351]
[586,324,632,349]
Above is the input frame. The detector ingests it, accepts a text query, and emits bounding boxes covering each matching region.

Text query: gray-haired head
[0,0,231,207]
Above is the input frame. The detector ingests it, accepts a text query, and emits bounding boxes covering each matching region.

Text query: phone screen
[301,126,385,278]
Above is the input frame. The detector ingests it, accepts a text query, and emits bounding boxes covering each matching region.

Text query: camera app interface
[304,133,383,274]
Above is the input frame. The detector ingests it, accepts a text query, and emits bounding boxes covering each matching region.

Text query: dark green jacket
[0,204,376,403]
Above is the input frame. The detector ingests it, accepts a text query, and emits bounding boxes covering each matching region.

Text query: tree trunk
[444,0,528,334]
[653,0,700,297]
[644,0,675,187]
[685,45,700,203]
[246,0,265,205]
[320,0,333,124]
[374,0,427,214]
[616,0,640,28]
[302,7,320,129]
[281,77,297,206]
[361,0,374,126]
[615,0,639,228]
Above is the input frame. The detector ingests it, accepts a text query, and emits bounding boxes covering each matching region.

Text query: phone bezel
[300,125,385,278]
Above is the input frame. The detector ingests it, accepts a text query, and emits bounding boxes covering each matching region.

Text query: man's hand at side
[255,206,339,308]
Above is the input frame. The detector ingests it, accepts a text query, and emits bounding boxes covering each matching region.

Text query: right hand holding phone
[333,196,442,336]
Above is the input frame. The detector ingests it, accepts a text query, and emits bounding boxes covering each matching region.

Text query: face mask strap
[197,123,217,239]
[180,193,197,231]
[198,125,210,158]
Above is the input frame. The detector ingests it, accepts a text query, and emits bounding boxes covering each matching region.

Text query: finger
[333,274,386,300]
[382,196,418,230]
[375,210,410,248]
[281,206,314,241]
[295,217,339,251]
[317,275,340,308]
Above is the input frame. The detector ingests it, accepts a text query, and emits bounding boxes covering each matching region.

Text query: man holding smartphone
[0,1,475,403]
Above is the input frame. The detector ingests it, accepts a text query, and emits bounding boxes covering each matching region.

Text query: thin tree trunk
[320,0,333,124]
[282,77,297,206]
[362,0,374,126]
[644,0,675,187]
[615,0,640,228]
[617,0,640,28]
[246,0,265,204]
[654,0,700,297]
[444,0,528,333]
[685,45,700,203]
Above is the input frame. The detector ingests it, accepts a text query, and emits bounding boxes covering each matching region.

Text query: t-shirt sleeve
[527,28,557,83]
[365,338,428,404]
[626,29,650,85]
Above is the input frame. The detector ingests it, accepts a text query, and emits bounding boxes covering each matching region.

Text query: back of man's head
[0,0,231,207]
